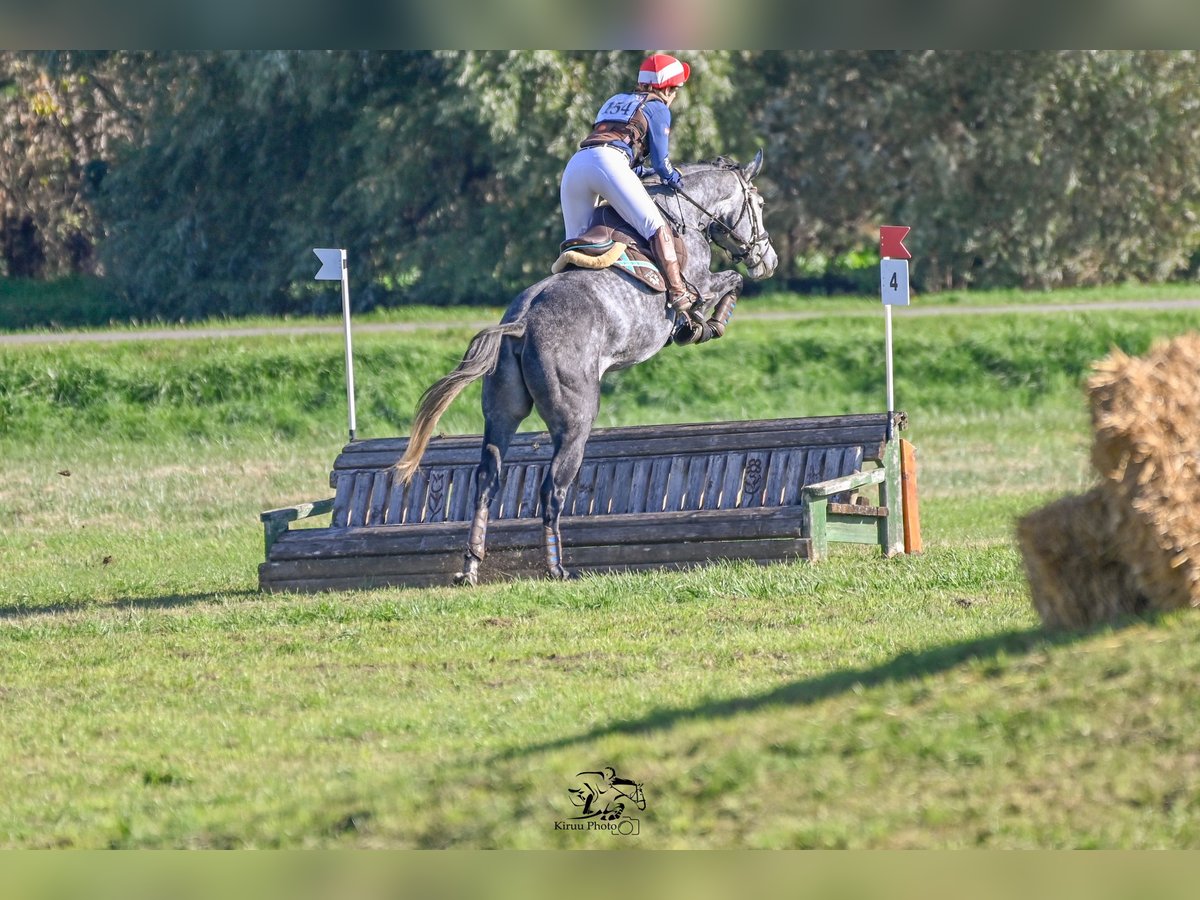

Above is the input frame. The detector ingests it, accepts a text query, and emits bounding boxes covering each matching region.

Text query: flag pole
[884,289,895,442]
[338,249,357,442]
[314,248,358,442]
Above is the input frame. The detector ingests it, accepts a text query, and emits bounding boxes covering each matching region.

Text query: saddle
[551,205,686,294]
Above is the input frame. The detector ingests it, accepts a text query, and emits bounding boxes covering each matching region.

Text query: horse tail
[394,321,527,484]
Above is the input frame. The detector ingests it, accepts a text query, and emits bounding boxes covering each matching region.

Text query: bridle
[664,160,772,270]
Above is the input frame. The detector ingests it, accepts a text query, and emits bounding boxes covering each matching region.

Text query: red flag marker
[880,225,911,260]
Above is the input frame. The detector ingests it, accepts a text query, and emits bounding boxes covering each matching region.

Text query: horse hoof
[452,571,478,587]
[546,565,571,581]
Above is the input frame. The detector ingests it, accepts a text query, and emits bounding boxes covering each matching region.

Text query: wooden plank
[571,463,598,516]
[261,498,335,525]
[738,451,769,508]
[825,515,884,545]
[881,437,904,556]
[449,466,475,521]
[829,502,888,517]
[266,506,809,561]
[900,438,923,554]
[384,473,408,525]
[331,415,898,473]
[804,467,885,498]
[645,457,672,513]
[626,458,653,514]
[332,413,901,462]
[590,461,615,516]
[264,534,809,582]
[260,540,816,593]
[367,470,391,526]
[497,463,522,518]
[404,469,429,525]
[801,449,827,491]
[779,448,808,506]
[828,446,864,503]
[701,454,727,510]
[347,471,374,527]
[330,472,355,528]
[519,463,542,518]
[808,496,829,560]
[681,454,709,512]
[663,455,691,512]
[718,452,745,509]
[607,459,635,515]
[334,428,886,473]
[762,449,791,508]
[424,468,449,523]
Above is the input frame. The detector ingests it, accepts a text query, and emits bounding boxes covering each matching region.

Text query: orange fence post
[900,438,923,554]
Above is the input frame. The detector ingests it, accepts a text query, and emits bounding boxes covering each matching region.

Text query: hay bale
[1087,333,1200,612]
[1017,487,1149,630]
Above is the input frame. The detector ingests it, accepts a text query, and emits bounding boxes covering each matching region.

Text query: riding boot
[649,227,698,317]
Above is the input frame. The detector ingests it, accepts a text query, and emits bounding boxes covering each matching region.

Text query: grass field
[1,295,1199,848]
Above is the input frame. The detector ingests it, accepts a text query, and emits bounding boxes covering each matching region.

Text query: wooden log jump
[259,412,917,592]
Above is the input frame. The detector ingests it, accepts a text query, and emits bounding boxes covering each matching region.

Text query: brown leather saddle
[550,205,686,294]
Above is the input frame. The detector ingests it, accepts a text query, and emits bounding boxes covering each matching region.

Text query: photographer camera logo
[554,766,645,836]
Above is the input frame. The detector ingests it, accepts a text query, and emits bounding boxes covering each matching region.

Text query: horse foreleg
[673,272,743,346]
[455,443,503,586]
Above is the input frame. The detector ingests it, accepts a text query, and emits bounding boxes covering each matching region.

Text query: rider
[560,53,700,320]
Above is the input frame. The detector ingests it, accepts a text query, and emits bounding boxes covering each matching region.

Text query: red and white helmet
[638,53,690,89]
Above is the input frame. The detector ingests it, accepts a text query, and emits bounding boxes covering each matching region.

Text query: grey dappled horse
[395,152,779,585]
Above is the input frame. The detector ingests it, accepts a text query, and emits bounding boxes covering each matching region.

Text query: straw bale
[1086,333,1200,612]
[1017,488,1148,630]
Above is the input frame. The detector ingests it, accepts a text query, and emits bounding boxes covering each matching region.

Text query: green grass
[2,276,1197,334]
[1,301,1198,848]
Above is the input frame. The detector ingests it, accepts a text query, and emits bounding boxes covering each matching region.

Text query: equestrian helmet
[638,53,690,89]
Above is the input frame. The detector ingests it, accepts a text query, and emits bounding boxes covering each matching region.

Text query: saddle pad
[551,241,626,274]
[551,246,665,292]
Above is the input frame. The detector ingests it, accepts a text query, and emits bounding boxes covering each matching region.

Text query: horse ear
[742,148,764,180]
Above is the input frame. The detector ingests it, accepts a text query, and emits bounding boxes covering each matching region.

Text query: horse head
[682,151,778,281]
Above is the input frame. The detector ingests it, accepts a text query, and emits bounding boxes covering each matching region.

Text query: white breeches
[560,145,666,241]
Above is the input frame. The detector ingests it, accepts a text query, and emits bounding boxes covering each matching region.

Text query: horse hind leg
[455,345,531,586]
[540,422,591,581]
[454,442,502,587]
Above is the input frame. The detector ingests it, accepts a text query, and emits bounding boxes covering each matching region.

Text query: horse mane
[673,156,743,178]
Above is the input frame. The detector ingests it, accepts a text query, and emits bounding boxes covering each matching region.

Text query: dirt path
[2,298,1199,346]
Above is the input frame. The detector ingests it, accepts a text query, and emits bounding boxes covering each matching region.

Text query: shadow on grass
[0,590,260,620]
[498,617,1155,762]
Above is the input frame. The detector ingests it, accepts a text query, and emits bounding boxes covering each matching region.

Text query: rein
[662,162,770,269]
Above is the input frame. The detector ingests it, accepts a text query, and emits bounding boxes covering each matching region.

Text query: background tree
[3,51,1200,321]
[759,50,1200,290]
[0,51,150,279]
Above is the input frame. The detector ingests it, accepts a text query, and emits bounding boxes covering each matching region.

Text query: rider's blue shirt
[636,99,678,184]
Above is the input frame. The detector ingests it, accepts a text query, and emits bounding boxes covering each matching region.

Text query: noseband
[668,161,772,269]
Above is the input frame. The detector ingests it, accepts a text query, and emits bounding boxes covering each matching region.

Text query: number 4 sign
[881,258,910,306]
